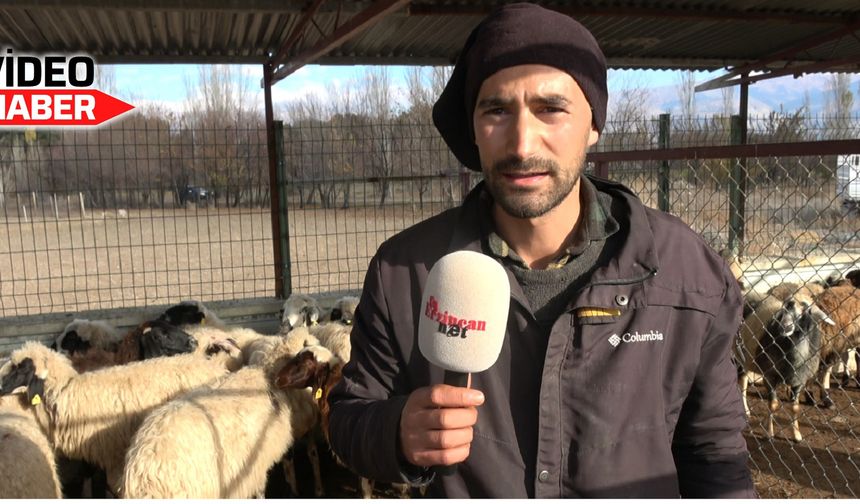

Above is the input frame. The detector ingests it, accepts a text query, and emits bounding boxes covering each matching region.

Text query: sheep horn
[811,305,836,326]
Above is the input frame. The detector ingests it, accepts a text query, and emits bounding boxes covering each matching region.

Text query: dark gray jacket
[327,176,755,498]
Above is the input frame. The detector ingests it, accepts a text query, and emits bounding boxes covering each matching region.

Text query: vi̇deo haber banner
[0,48,134,128]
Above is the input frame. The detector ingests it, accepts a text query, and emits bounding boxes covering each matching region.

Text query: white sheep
[0,390,62,498]
[52,319,123,356]
[0,341,232,493]
[281,293,322,331]
[121,343,341,498]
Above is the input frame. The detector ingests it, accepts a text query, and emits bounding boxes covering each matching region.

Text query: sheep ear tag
[314,388,323,400]
[28,379,45,406]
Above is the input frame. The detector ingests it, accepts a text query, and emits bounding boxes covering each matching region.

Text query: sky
[108,63,860,119]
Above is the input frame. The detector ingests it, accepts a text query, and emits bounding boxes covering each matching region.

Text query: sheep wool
[2,342,231,493]
[0,394,63,498]
[121,343,337,498]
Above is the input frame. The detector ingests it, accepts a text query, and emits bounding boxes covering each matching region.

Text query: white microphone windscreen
[418,250,510,374]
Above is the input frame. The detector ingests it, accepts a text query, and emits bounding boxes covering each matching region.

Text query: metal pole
[264,62,286,299]
[728,76,749,259]
[658,113,671,212]
[729,113,747,259]
[275,120,292,297]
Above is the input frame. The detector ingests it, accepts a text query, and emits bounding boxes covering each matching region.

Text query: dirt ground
[744,377,860,498]
[265,380,860,499]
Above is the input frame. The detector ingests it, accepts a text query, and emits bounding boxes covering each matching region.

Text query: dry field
[0,203,449,317]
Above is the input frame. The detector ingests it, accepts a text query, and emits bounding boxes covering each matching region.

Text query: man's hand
[399,384,485,467]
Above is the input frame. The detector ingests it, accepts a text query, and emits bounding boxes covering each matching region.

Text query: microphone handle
[443,370,469,387]
[433,370,470,476]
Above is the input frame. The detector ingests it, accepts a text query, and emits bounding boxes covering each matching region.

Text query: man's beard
[483,155,583,219]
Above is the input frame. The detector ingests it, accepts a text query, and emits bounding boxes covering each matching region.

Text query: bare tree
[606,72,653,150]
[824,73,855,140]
[357,67,398,206]
[676,70,697,128]
[182,65,258,207]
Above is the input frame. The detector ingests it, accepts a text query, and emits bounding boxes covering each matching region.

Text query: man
[327,3,755,498]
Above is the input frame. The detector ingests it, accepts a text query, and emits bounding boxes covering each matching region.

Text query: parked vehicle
[179,185,212,206]
[837,154,860,212]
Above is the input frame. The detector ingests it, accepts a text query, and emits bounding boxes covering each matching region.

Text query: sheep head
[0,342,69,406]
[280,293,322,331]
[52,319,120,357]
[774,296,835,337]
[328,296,360,326]
[135,320,198,359]
[846,269,860,288]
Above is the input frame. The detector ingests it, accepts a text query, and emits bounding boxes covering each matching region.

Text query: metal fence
[0,111,859,497]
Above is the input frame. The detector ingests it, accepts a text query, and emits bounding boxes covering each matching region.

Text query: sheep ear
[27,379,45,406]
[274,352,317,390]
[0,358,38,396]
[811,306,836,326]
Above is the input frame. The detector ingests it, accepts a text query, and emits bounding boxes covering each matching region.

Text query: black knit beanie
[432,3,607,172]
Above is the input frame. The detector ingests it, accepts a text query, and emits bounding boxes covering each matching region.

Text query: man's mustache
[491,156,559,175]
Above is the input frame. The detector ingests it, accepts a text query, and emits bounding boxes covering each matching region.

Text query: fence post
[658,113,671,212]
[274,120,292,297]
[728,114,747,257]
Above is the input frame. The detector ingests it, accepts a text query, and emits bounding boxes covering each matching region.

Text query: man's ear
[588,126,600,147]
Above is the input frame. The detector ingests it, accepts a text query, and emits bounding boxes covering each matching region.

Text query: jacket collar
[447,174,660,286]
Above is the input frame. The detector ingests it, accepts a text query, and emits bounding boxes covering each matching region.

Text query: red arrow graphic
[0,89,135,127]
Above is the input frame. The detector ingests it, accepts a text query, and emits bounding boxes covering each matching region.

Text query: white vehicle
[837,154,860,211]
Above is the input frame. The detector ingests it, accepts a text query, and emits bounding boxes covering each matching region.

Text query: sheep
[57,320,200,496]
[752,295,835,442]
[51,319,123,356]
[812,285,860,408]
[68,320,199,373]
[120,343,341,499]
[321,295,359,326]
[0,341,232,493]
[305,295,412,498]
[735,284,832,417]
[281,293,322,331]
[159,300,227,330]
[0,389,63,498]
[846,269,860,288]
[767,281,825,302]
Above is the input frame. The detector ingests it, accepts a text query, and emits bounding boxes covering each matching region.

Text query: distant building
[837,154,860,209]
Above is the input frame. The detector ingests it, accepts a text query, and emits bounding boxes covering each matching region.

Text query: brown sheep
[813,285,860,408]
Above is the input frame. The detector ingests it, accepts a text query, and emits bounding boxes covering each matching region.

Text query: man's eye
[484,107,506,115]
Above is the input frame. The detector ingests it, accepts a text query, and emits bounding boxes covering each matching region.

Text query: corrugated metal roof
[0,0,857,74]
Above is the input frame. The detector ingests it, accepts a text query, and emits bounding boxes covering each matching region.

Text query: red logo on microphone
[424,296,487,339]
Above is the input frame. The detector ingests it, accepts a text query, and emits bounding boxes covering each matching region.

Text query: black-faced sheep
[0,342,232,493]
[121,344,340,498]
[753,295,835,442]
[51,319,123,356]
[68,320,199,373]
[158,300,227,330]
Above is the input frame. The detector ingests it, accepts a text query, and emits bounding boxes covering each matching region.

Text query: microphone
[417,250,510,475]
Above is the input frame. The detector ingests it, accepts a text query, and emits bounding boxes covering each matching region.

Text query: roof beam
[269,0,325,69]
[0,0,360,13]
[408,4,855,26]
[694,56,860,91]
[267,0,410,86]
[696,20,860,91]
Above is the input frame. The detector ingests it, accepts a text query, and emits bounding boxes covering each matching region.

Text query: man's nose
[507,110,540,159]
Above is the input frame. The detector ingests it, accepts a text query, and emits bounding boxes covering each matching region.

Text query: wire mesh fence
[0,110,858,497]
